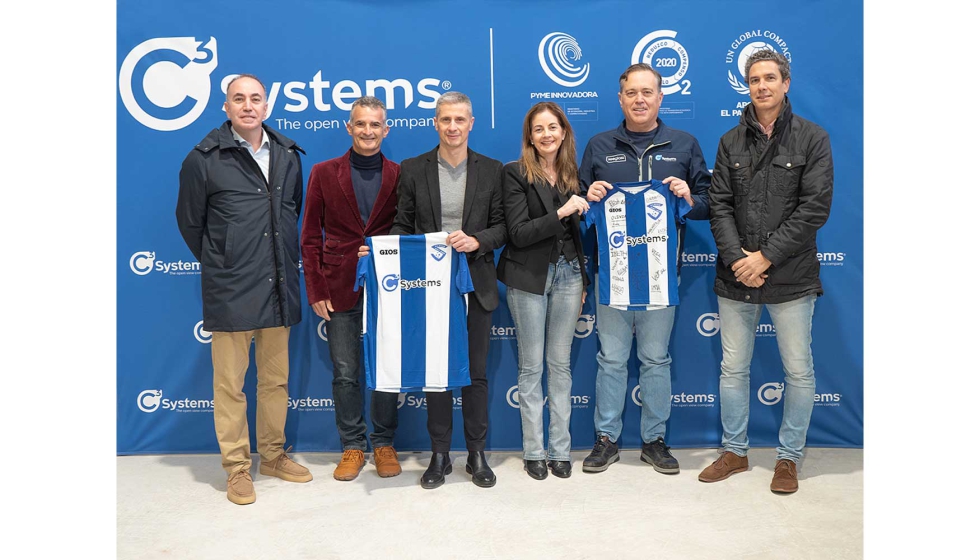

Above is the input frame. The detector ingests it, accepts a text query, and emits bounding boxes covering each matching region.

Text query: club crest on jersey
[609,231,626,249]
[382,274,400,292]
[430,244,448,261]
[647,201,663,221]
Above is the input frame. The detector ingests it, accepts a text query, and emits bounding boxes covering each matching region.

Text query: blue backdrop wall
[117,0,863,454]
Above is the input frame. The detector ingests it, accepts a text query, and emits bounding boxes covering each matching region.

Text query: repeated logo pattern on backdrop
[118,0,862,454]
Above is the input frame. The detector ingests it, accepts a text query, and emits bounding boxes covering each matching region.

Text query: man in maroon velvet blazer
[300,96,402,482]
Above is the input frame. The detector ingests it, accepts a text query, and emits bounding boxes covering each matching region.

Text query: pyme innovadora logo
[725,30,793,95]
[574,314,596,339]
[193,320,212,344]
[697,313,721,337]
[317,320,329,342]
[137,389,163,413]
[631,30,691,95]
[758,382,784,405]
[119,37,218,131]
[538,32,590,87]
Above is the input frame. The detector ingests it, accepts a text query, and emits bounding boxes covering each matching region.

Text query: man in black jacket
[698,50,834,494]
[389,91,507,489]
[176,74,311,505]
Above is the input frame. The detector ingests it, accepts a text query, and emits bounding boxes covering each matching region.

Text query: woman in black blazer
[497,102,590,480]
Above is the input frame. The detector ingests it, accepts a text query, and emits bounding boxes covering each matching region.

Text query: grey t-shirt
[437,153,466,233]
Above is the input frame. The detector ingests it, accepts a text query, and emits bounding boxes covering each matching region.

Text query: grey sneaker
[641,437,680,474]
[582,435,620,473]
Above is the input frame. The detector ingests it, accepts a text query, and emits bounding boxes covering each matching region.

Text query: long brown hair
[519,102,578,195]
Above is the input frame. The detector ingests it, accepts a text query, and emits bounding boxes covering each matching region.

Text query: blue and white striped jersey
[585,181,692,310]
[356,232,473,393]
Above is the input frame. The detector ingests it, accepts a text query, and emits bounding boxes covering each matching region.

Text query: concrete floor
[117,447,862,559]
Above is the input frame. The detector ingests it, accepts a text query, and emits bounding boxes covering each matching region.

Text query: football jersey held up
[356,232,474,392]
[585,181,692,310]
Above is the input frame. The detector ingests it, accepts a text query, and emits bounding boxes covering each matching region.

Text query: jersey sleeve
[674,190,693,225]
[455,251,475,295]
[585,198,604,229]
[355,238,373,291]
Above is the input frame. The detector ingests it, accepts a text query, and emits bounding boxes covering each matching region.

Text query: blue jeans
[507,257,584,461]
[717,294,816,463]
[324,295,398,450]
[594,302,676,444]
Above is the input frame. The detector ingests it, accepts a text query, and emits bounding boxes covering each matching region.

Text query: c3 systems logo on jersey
[538,32,590,87]
[681,252,716,267]
[631,30,692,96]
[137,389,163,413]
[721,30,793,117]
[137,389,214,413]
[758,382,784,405]
[381,274,400,292]
[697,313,721,337]
[574,314,596,338]
[129,251,201,276]
[430,244,448,262]
[119,37,218,131]
[609,231,626,249]
[193,320,212,344]
[756,322,776,338]
[506,385,522,408]
[817,252,846,267]
[317,320,329,342]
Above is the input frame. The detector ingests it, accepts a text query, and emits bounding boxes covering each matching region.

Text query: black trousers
[427,297,492,452]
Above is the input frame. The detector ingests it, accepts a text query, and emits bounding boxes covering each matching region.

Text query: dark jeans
[325,295,398,450]
[427,297,492,452]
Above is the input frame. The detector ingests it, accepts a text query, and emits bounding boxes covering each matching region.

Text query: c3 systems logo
[396,393,408,409]
[317,320,329,342]
[632,386,716,408]
[490,323,517,341]
[129,251,201,276]
[506,385,522,409]
[631,30,691,95]
[574,314,596,339]
[193,320,212,344]
[758,382,784,405]
[289,395,334,412]
[814,391,842,407]
[538,32,590,87]
[119,37,218,131]
[697,313,721,337]
[681,252,716,267]
[721,30,793,117]
[137,389,163,413]
[756,322,776,338]
[609,231,626,249]
[817,252,846,267]
[632,385,643,406]
[381,274,400,292]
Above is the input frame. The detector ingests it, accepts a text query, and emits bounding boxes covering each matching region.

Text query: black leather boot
[465,451,496,488]
[547,460,572,478]
[420,452,452,489]
[524,459,548,480]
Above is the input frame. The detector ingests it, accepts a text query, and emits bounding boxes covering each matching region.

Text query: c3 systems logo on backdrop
[574,314,596,339]
[756,322,776,338]
[289,395,334,412]
[396,393,408,409]
[721,30,793,117]
[632,386,716,408]
[119,37,218,131]
[697,313,721,337]
[137,389,214,413]
[193,320,212,344]
[681,252,716,267]
[129,251,201,276]
[506,385,522,409]
[631,30,692,96]
[538,32,590,87]
[317,320,329,342]
[814,391,842,407]
[758,382,784,405]
[817,252,847,267]
[398,393,462,410]
[490,322,517,341]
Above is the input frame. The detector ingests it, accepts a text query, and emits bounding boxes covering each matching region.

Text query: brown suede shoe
[227,469,256,505]
[698,451,749,482]
[373,446,402,478]
[260,448,313,483]
[770,459,799,494]
[333,449,366,481]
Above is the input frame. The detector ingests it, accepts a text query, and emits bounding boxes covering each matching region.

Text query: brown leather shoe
[226,469,256,505]
[770,459,799,493]
[260,448,313,483]
[333,449,366,481]
[698,451,749,482]
[373,446,402,478]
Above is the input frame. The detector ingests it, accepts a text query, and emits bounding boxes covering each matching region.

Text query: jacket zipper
[240,146,287,324]
[638,141,671,181]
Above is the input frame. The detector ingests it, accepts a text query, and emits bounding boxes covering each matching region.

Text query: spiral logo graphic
[538,32,590,87]
[696,313,721,337]
[631,385,642,406]
[119,37,218,131]
[631,29,690,95]
[137,389,163,413]
[317,319,329,342]
[506,385,521,409]
[574,314,596,339]
[396,393,407,409]
[193,320,212,344]
[758,382,784,405]
[130,251,155,275]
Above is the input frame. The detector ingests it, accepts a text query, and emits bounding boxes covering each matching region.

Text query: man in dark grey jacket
[176,74,311,505]
[699,50,834,494]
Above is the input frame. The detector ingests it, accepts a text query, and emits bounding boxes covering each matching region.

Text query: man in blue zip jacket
[580,63,711,475]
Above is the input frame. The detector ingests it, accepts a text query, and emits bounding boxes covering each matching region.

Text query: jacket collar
[196,121,305,154]
[742,96,794,140]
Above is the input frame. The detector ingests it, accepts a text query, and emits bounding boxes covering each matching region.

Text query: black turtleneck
[350,150,383,225]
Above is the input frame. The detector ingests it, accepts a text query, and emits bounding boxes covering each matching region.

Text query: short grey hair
[226,73,267,98]
[744,49,791,82]
[349,95,387,122]
[435,91,472,118]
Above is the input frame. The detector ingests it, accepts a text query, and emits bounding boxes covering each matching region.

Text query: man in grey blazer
[389,91,507,489]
